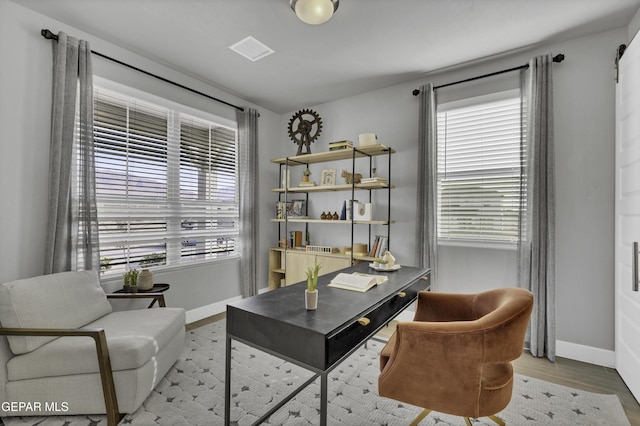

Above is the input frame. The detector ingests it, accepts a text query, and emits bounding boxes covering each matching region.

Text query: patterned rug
[1,320,631,425]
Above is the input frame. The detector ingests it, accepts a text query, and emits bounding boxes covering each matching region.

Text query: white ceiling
[11,0,640,113]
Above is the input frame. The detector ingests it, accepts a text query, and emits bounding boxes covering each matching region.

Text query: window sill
[100,255,240,283]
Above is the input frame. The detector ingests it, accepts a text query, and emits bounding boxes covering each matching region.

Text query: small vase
[305,289,318,310]
[138,269,154,291]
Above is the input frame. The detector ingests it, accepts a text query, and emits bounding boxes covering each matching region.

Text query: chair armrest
[0,327,121,425]
[378,320,486,404]
[107,292,166,308]
[0,326,105,338]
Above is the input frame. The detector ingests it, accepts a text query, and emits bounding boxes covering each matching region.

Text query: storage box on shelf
[269,143,395,290]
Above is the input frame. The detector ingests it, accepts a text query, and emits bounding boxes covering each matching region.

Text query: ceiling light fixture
[290,0,339,25]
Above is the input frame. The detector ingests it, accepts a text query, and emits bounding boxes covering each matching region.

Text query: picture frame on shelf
[321,169,337,186]
[290,199,306,217]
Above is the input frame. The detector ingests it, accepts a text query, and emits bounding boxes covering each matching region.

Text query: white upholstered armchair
[0,270,185,425]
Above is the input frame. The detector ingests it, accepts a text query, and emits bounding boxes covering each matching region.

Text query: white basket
[305,245,336,254]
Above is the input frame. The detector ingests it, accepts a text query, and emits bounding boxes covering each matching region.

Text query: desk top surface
[227,263,429,336]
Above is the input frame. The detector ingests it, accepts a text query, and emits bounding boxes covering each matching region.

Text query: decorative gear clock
[288,108,323,155]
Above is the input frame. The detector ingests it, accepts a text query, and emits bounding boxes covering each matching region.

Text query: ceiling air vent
[229,36,274,62]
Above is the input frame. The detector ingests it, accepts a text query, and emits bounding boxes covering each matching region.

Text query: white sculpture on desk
[382,251,396,268]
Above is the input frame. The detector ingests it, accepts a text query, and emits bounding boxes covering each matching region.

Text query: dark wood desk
[225,263,430,426]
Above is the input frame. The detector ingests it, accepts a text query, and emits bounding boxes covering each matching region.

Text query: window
[437,90,524,245]
[93,87,238,275]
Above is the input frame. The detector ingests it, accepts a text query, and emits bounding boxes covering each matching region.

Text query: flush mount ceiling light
[290,0,339,25]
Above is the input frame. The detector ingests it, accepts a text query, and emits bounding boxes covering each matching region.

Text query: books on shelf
[329,140,354,151]
[276,201,292,219]
[298,181,317,187]
[369,235,388,258]
[327,272,388,292]
[359,177,388,184]
[339,199,357,220]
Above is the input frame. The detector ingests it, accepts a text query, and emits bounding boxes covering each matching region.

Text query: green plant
[306,262,321,292]
[303,168,311,176]
[123,268,139,287]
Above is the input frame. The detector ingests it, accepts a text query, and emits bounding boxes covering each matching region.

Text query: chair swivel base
[410,409,506,426]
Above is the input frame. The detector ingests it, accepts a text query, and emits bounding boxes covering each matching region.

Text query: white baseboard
[186,296,240,324]
[556,340,615,368]
[185,287,270,324]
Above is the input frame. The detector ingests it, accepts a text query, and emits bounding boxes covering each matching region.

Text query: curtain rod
[41,29,246,112]
[412,53,565,95]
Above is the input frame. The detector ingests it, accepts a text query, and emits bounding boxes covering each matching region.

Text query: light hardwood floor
[188,315,640,425]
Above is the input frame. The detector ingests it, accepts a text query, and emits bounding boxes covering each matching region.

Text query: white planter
[137,269,154,291]
[305,289,318,310]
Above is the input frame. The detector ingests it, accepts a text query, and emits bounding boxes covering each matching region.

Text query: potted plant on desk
[305,262,321,310]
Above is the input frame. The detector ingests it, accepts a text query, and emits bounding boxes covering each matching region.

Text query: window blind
[437,93,524,244]
[93,88,238,275]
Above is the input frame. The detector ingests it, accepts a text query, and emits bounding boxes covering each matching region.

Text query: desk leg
[225,336,232,426]
[320,371,328,426]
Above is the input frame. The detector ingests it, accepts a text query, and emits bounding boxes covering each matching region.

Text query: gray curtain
[518,54,556,361]
[44,32,99,274]
[416,83,438,289]
[237,108,259,297]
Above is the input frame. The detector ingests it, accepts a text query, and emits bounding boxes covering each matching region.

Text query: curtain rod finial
[41,29,58,40]
[553,53,565,63]
[412,89,420,96]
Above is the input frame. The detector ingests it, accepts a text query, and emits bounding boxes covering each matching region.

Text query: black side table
[111,283,171,307]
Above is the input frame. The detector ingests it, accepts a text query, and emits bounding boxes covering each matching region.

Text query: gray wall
[273,28,625,355]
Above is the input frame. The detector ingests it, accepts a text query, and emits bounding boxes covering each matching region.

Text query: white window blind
[437,91,525,244]
[93,88,238,275]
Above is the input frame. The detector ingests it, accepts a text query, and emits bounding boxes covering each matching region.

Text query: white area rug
[1,320,631,425]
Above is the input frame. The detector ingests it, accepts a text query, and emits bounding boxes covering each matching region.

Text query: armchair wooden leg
[410,409,431,426]
[92,330,122,426]
[464,418,473,426]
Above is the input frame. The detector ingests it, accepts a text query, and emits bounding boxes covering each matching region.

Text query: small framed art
[321,169,337,186]
[290,199,306,217]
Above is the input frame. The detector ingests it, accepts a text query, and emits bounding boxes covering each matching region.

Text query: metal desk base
[224,330,384,425]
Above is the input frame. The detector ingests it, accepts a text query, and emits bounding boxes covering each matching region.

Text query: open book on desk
[327,272,388,293]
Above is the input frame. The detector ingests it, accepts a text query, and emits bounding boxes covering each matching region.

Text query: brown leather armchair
[378,288,533,426]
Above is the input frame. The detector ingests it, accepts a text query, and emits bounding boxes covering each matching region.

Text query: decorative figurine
[288,109,323,155]
[341,169,362,184]
[382,251,396,267]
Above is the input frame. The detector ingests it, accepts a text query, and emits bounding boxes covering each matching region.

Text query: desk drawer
[326,273,430,366]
